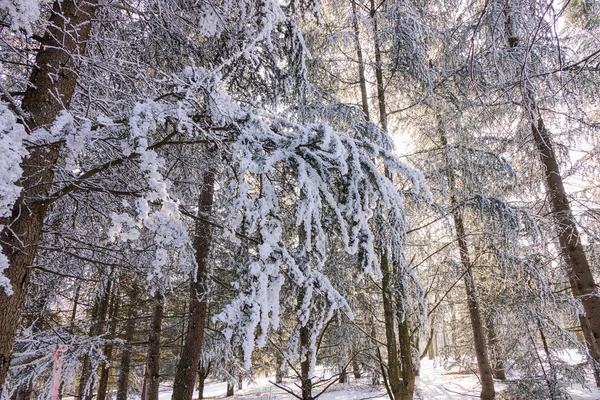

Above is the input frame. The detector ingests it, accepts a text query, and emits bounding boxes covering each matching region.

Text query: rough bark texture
[172,167,215,400]
[0,0,97,386]
[144,292,164,400]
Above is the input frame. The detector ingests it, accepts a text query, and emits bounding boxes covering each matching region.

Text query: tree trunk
[300,324,312,400]
[97,286,121,400]
[226,382,234,397]
[0,0,98,386]
[503,5,600,385]
[116,287,138,400]
[172,166,215,400]
[144,292,164,400]
[397,284,416,400]
[381,255,403,400]
[352,359,361,379]
[485,316,506,381]
[78,276,113,400]
[197,361,211,400]
[351,0,370,122]
[453,211,495,400]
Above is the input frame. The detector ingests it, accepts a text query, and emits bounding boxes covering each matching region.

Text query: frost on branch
[0,102,28,295]
[213,105,429,367]
[0,0,44,35]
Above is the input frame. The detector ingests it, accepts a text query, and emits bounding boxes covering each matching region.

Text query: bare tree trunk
[144,292,164,400]
[226,382,234,397]
[0,0,98,386]
[396,285,416,400]
[453,212,495,400]
[438,125,495,399]
[197,361,211,400]
[172,165,215,400]
[78,276,113,400]
[352,359,361,379]
[381,255,403,400]
[485,316,506,381]
[116,287,138,400]
[300,324,312,400]
[503,6,600,385]
[97,286,120,400]
[351,0,370,122]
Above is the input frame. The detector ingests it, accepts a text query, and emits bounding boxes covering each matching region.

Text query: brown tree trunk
[97,286,121,400]
[78,276,114,400]
[0,0,98,386]
[396,285,415,400]
[197,361,211,400]
[144,292,164,400]
[172,166,215,400]
[438,125,495,399]
[351,0,370,122]
[300,324,312,400]
[485,316,506,381]
[453,211,495,400]
[381,255,403,400]
[503,5,600,385]
[116,287,138,400]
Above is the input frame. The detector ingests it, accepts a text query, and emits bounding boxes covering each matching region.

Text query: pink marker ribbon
[50,346,67,400]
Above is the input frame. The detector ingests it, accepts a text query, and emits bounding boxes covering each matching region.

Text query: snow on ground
[151,358,600,399]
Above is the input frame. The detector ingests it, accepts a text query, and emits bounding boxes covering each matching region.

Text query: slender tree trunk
[0,0,98,386]
[300,324,312,400]
[370,318,381,385]
[485,316,506,381]
[438,125,495,399]
[144,292,164,400]
[226,382,234,397]
[396,284,415,400]
[453,212,495,400]
[172,165,215,400]
[78,276,113,400]
[351,0,370,122]
[381,255,403,400]
[197,361,211,400]
[97,286,121,400]
[116,287,138,400]
[503,6,600,385]
[352,359,361,379]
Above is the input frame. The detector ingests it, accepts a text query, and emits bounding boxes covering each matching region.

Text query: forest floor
[154,358,600,400]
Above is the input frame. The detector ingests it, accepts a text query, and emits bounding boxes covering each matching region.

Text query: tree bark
[381,255,403,400]
[116,287,138,400]
[485,316,506,381]
[78,276,113,400]
[452,211,495,400]
[0,0,98,386]
[172,166,215,400]
[300,324,312,400]
[503,5,600,384]
[351,0,370,122]
[197,361,211,400]
[97,286,121,400]
[144,292,165,400]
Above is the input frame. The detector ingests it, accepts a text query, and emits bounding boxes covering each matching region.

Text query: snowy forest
[0,0,599,399]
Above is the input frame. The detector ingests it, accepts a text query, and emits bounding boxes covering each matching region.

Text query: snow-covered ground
[153,358,600,399]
